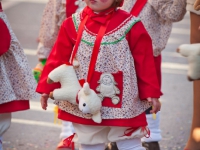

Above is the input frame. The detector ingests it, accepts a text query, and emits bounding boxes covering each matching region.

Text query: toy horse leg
[185,12,200,150]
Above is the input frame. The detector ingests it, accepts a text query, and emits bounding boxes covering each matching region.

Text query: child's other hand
[40,93,49,110]
[147,97,161,114]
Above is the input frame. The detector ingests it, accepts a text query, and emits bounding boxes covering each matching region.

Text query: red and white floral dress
[36,7,162,128]
[0,2,36,113]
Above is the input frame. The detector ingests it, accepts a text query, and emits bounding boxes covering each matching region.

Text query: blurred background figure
[182,0,200,149]
[33,0,85,150]
[0,1,36,150]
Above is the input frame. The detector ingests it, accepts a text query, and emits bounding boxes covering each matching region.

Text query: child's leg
[184,11,200,150]
[142,55,162,150]
[141,112,161,143]
[0,136,2,150]
[108,126,149,150]
[57,121,75,150]
[0,113,11,136]
[79,144,105,150]
[72,123,109,145]
[59,121,75,140]
[73,123,110,150]
[116,138,145,150]
[0,113,11,150]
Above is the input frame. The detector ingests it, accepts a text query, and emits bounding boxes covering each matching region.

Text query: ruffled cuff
[37,42,51,59]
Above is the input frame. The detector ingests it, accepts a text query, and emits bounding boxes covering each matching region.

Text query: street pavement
[1,1,193,150]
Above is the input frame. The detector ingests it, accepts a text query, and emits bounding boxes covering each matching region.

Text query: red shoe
[56,134,75,150]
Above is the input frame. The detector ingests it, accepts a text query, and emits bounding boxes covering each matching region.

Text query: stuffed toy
[96,73,120,105]
[47,63,102,123]
[177,43,200,81]
[194,0,200,10]
[78,82,102,123]
[47,63,82,104]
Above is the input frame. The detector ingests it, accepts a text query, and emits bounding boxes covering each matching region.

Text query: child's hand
[147,97,161,114]
[40,93,49,110]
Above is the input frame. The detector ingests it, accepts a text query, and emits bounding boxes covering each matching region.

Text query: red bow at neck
[82,6,115,24]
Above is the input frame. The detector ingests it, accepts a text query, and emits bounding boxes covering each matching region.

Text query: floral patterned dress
[37,7,162,127]
[0,3,36,113]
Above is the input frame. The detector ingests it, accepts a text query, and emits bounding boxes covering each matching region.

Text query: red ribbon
[82,6,114,24]
[120,126,150,138]
[70,15,88,64]
[86,16,111,83]
[130,0,147,17]
[70,9,112,84]
[141,126,150,138]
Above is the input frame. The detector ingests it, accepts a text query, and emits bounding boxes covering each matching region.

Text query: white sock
[79,143,105,150]
[116,138,146,150]
[142,112,162,142]
[59,121,75,140]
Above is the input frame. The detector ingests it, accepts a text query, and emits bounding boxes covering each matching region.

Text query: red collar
[82,6,115,24]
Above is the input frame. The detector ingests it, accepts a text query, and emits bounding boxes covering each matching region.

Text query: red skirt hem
[0,100,30,113]
[58,109,147,127]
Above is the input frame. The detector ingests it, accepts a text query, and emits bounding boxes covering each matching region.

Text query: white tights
[79,138,145,150]
[59,121,75,140]
[79,143,105,150]
[116,138,146,150]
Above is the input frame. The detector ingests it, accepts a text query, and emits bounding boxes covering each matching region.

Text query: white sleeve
[148,0,187,22]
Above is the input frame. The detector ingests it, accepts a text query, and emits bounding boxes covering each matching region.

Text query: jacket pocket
[89,71,123,108]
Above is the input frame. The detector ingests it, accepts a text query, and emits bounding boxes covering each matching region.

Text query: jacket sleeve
[36,19,75,94]
[0,18,11,56]
[148,0,187,22]
[127,21,162,100]
[37,0,66,59]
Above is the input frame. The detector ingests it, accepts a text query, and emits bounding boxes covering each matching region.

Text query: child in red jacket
[37,0,162,150]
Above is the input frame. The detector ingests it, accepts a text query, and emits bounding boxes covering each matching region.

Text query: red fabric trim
[0,100,30,113]
[130,0,147,16]
[58,109,147,127]
[0,18,11,56]
[65,62,72,66]
[120,127,139,137]
[87,17,111,83]
[79,79,85,87]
